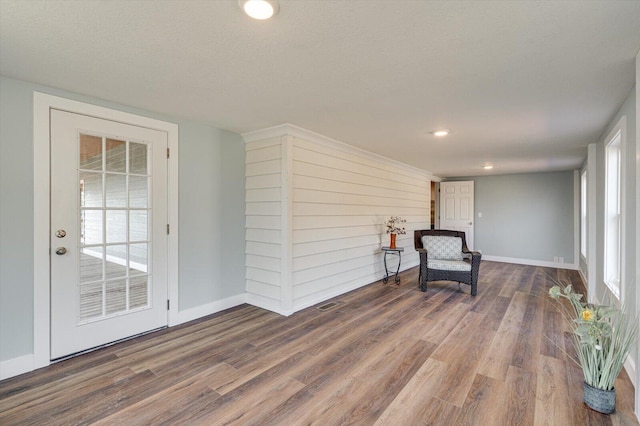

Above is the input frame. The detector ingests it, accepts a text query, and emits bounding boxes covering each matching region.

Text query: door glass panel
[106,279,127,314]
[80,247,103,283]
[105,174,127,207]
[129,210,148,242]
[80,172,103,208]
[106,210,127,243]
[81,210,103,245]
[77,134,152,323]
[105,245,127,279]
[129,142,148,175]
[129,176,148,208]
[105,138,126,173]
[129,276,148,308]
[79,134,103,170]
[130,243,148,274]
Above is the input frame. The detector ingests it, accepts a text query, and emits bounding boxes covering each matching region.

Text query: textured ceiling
[1,0,639,177]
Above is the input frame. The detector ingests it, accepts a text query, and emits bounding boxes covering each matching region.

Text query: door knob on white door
[55,247,67,255]
[469,222,473,225]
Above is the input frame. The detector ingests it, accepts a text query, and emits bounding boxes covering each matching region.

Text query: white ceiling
[1,0,639,177]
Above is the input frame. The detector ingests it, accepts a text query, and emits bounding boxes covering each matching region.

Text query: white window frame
[603,116,626,300]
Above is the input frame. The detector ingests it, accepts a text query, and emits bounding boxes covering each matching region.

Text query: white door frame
[33,92,179,370]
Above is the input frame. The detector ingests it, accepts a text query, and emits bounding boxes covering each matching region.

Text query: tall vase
[389,233,397,249]
[583,382,616,414]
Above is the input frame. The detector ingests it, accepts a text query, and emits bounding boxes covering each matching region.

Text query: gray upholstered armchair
[414,229,481,296]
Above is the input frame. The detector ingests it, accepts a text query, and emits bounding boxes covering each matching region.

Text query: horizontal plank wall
[243,124,434,315]
[245,137,285,313]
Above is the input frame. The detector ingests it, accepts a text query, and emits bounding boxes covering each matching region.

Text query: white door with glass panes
[50,109,168,359]
[439,181,475,249]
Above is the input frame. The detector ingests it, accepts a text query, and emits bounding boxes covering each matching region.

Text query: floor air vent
[317,301,340,311]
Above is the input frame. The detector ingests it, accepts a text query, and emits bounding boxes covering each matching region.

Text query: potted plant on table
[384,216,406,249]
[548,284,639,414]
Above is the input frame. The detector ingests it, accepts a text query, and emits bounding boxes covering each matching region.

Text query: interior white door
[50,109,168,359]
[439,181,475,249]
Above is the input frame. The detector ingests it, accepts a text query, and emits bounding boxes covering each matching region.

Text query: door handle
[56,247,67,255]
[469,222,473,225]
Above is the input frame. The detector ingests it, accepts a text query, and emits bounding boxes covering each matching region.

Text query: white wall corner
[280,135,294,312]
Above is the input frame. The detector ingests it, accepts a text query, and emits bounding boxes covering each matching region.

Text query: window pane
[106,245,127,279]
[105,138,126,173]
[129,142,148,175]
[130,243,148,274]
[105,174,127,207]
[80,247,103,283]
[81,210,103,245]
[79,283,103,320]
[129,210,148,242]
[129,176,148,208]
[80,134,102,171]
[106,210,127,243]
[80,172,103,208]
[106,279,127,315]
[129,276,149,309]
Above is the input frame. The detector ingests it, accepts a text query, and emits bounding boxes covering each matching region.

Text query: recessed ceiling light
[432,129,450,137]
[483,164,494,170]
[239,0,279,20]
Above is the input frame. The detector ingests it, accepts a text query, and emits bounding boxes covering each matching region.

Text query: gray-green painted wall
[0,75,246,362]
[446,171,575,263]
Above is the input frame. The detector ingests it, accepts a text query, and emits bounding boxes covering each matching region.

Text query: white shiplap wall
[245,137,284,313]
[243,125,434,315]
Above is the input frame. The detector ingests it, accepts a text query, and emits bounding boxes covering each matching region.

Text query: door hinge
[167,299,170,310]
[167,224,170,235]
[167,148,170,159]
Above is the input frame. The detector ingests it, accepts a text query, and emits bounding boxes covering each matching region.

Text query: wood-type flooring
[1,261,638,425]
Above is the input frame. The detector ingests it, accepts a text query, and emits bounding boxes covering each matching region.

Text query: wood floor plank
[505,365,536,426]
[457,373,508,425]
[373,358,451,425]
[477,290,529,381]
[534,355,573,425]
[1,262,637,426]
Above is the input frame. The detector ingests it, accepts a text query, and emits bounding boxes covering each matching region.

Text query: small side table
[382,247,404,284]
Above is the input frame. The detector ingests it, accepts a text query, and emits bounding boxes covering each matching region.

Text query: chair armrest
[469,251,481,264]
[416,248,427,253]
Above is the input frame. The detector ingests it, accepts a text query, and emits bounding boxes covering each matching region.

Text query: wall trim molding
[625,355,636,388]
[172,294,247,325]
[242,123,438,181]
[0,354,34,381]
[482,255,579,270]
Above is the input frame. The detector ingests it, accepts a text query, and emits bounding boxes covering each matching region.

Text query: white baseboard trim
[244,260,421,317]
[482,255,578,270]
[245,293,293,316]
[0,353,34,380]
[1,295,247,381]
[625,355,636,388]
[578,269,587,285]
[170,294,247,326]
